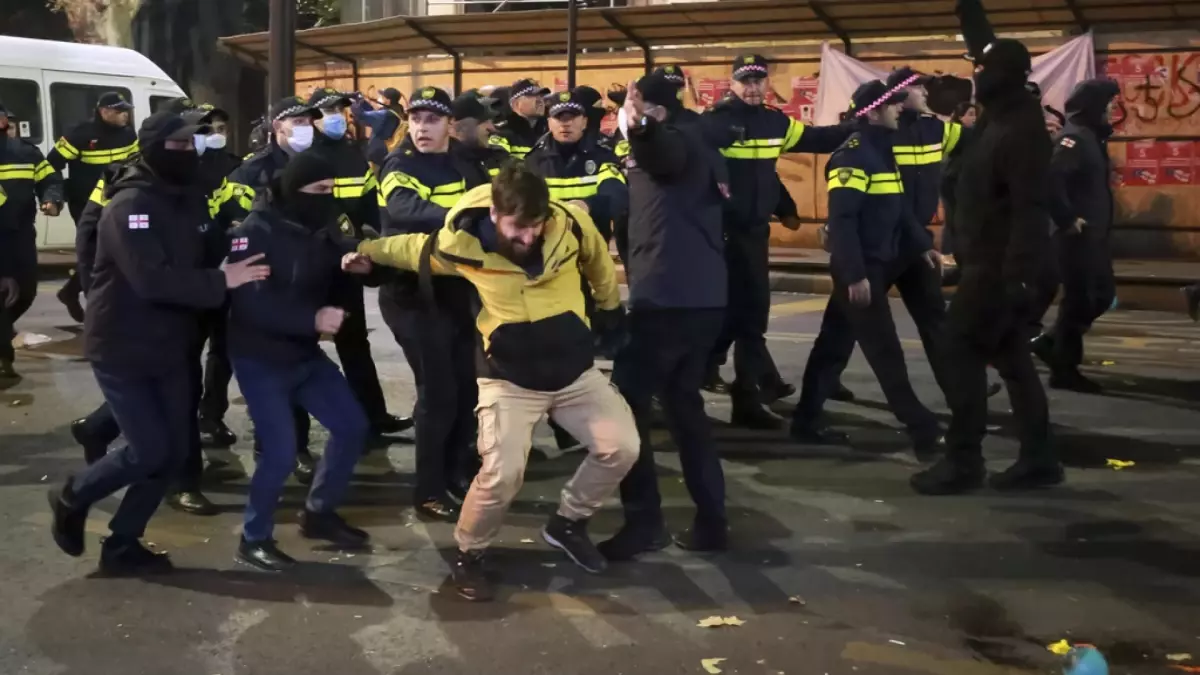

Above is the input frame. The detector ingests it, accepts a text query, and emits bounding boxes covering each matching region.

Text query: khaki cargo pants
[454,367,640,551]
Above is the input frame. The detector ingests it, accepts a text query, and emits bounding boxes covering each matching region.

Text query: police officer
[227,151,371,571]
[47,110,270,575]
[376,86,492,519]
[46,91,138,323]
[911,37,1060,495]
[488,78,550,160]
[1032,79,1120,394]
[450,92,507,173]
[603,74,729,558]
[794,81,943,457]
[702,54,852,429]
[0,101,64,380]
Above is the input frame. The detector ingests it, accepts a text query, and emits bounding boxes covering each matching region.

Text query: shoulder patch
[127,214,149,230]
[1060,137,1076,148]
[836,168,853,184]
[847,137,860,149]
[231,237,249,252]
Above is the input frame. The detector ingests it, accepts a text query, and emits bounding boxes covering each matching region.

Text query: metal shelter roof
[219,0,1200,67]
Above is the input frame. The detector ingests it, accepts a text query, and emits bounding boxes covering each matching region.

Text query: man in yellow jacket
[344,162,639,602]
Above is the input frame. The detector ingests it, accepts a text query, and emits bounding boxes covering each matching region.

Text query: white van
[0,36,186,250]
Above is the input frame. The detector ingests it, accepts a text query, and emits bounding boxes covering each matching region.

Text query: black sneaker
[702,369,730,395]
[790,424,849,446]
[674,526,729,553]
[830,382,856,403]
[371,413,414,436]
[236,537,296,572]
[299,510,369,548]
[597,523,673,561]
[989,459,1064,491]
[57,284,85,323]
[199,417,237,448]
[70,419,109,465]
[910,457,986,495]
[1049,370,1103,394]
[47,480,88,557]
[166,491,218,516]
[542,514,607,573]
[986,381,1004,398]
[1184,285,1200,321]
[729,405,784,431]
[912,434,945,463]
[98,537,173,576]
[760,380,797,404]
[452,549,494,601]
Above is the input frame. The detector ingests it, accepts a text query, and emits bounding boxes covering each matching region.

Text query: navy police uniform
[791,82,940,453]
[487,79,550,160]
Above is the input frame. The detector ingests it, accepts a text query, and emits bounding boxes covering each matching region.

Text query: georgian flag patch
[231,237,250,252]
[127,214,150,229]
[1060,137,1076,148]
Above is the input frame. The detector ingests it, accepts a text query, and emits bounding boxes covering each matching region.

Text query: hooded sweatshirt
[1048,78,1119,232]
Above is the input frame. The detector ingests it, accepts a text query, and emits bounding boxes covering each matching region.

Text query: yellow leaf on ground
[697,616,745,628]
[1106,458,1136,470]
[701,658,726,674]
[1101,360,1116,366]
[1048,639,1072,655]
[1167,654,1194,662]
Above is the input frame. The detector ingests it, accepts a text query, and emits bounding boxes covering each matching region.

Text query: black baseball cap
[138,110,210,146]
[636,74,684,110]
[573,86,603,111]
[849,80,908,117]
[159,97,197,114]
[885,66,931,90]
[269,95,319,122]
[509,78,550,101]
[407,86,454,117]
[195,103,229,123]
[653,64,687,86]
[546,89,587,118]
[452,92,495,122]
[732,54,769,82]
[308,87,351,110]
[98,91,133,111]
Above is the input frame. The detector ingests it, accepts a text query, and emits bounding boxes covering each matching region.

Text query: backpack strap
[417,224,442,309]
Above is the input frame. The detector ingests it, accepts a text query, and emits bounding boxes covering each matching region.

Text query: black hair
[950,101,978,123]
[491,160,550,225]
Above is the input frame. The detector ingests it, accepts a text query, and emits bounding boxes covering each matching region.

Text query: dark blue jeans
[233,353,368,542]
[71,363,193,539]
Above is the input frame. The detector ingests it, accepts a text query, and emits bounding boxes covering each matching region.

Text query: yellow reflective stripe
[430,192,464,208]
[892,144,944,166]
[943,121,962,156]
[614,140,630,158]
[597,162,625,184]
[826,167,869,192]
[783,119,806,152]
[431,180,466,196]
[487,167,500,177]
[34,161,56,182]
[333,174,369,199]
[78,142,138,165]
[720,138,785,160]
[0,188,6,207]
[89,178,109,206]
[364,170,378,193]
[488,136,510,151]
[544,175,603,187]
[222,181,255,211]
[548,184,599,200]
[54,137,80,159]
[380,171,431,201]
[866,171,904,195]
[0,164,35,180]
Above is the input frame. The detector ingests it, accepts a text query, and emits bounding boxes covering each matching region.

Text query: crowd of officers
[0,23,1188,600]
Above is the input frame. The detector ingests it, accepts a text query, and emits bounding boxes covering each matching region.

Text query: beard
[495,234,543,266]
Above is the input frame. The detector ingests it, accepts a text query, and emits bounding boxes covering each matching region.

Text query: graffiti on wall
[1104,52,1200,136]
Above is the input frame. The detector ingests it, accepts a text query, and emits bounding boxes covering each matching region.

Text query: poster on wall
[696,78,731,108]
[1123,139,1161,186]
[1103,51,1200,136]
[779,76,819,123]
[1160,140,1194,185]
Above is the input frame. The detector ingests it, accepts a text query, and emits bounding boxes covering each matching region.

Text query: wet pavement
[2,282,1199,675]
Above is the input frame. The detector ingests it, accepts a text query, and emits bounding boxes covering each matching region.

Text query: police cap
[636,74,684,110]
[849,80,908,118]
[509,78,550,102]
[269,95,320,122]
[98,91,134,111]
[885,66,931,90]
[732,54,769,82]
[652,64,687,86]
[407,86,454,117]
[307,87,352,111]
[547,89,587,118]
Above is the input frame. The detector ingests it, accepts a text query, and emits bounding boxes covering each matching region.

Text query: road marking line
[769,297,828,318]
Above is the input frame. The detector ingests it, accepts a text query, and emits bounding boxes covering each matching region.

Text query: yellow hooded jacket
[358,184,620,392]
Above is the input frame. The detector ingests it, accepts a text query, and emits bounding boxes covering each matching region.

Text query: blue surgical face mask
[321,113,347,140]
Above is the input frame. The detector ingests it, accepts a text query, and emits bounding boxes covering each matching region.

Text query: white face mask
[193,133,208,156]
[286,124,314,152]
[618,106,629,140]
[206,132,227,150]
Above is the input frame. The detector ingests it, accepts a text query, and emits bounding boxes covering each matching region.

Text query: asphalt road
[2,282,1199,675]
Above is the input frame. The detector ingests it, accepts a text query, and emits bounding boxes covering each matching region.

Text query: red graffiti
[1105,52,1200,131]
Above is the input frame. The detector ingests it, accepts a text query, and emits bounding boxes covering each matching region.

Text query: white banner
[814,32,1096,125]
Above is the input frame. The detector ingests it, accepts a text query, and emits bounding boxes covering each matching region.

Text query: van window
[151,95,177,113]
[49,83,133,140]
[0,78,44,143]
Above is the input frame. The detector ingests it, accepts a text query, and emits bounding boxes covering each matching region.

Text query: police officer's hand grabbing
[341,251,373,274]
[316,306,347,334]
[0,278,17,308]
[923,249,944,270]
[224,252,271,288]
[848,278,871,307]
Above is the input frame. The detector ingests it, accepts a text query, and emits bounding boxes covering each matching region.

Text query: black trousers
[0,226,38,362]
[612,308,726,531]
[944,267,1052,465]
[1052,229,1115,370]
[198,307,233,422]
[379,292,477,503]
[792,263,939,442]
[719,225,774,408]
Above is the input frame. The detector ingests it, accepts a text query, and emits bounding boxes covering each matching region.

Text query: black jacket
[894,109,964,226]
[488,113,547,160]
[0,137,63,234]
[84,162,227,373]
[624,114,727,311]
[310,131,380,237]
[825,125,932,285]
[225,203,357,364]
[1049,80,1117,233]
[46,116,137,215]
[702,96,851,228]
[951,86,1052,286]
[214,143,290,230]
[525,134,628,242]
[0,185,13,277]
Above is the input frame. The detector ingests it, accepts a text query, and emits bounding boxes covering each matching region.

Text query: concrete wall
[296,29,1200,259]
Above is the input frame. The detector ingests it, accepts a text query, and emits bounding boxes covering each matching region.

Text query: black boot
[56,284,85,324]
[452,549,494,602]
[790,424,849,445]
[371,413,415,436]
[300,510,369,548]
[199,416,237,448]
[167,491,218,516]
[702,367,730,395]
[70,419,109,465]
[730,404,784,431]
[910,457,986,495]
[236,537,296,572]
[674,523,729,553]
[47,479,88,557]
[989,459,1064,491]
[98,537,173,576]
[830,381,856,402]
[912,433,945,463]
[542,514,607,573]
[760,380,797,404]
[1049,369,1103,394]
[597,522,673,561]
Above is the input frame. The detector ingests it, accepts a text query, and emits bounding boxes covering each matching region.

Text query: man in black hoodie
[911,3,1060,495]
[1031,79,1120,394]
[46,111,270,576]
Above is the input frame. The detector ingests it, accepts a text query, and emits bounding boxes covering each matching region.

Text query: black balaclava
[574,86,606,137]
[973,38,1032,105]
[143,141,199,186]
[275,152,339,231]
[1065,78,1120,139]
